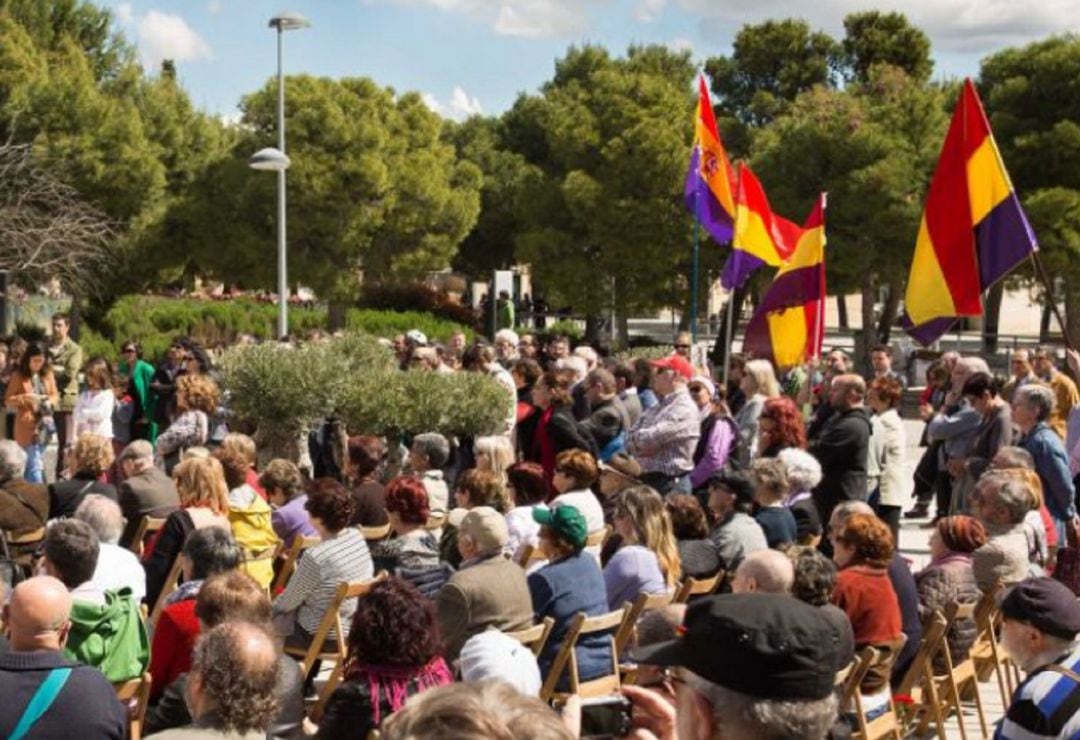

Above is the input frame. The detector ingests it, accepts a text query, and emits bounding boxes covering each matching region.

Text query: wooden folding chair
[614,591,675,653]
[934,601,990,740]
[424,513,446,532]
[671,571,725,605]
[539,607,626,704]
[839,647,876,716]
[971,584,1021,707]
[272,535,320,594]
[507,617,556,657]
[585,526,611,549]
[148,554,184,628]
[284,573,388,714]
[359,523,392,543]
[129,516,165,558]
[114,672,152,740]
[850,648,903,740]
[894,610,950,738]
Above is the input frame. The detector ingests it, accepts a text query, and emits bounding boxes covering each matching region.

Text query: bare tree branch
[0,144,117,295]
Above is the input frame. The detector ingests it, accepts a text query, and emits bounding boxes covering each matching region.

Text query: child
[751,458,797,549]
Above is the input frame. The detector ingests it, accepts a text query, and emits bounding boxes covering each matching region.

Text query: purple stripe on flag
[902,312,958,347]
[757,264,824,314]
[685,148,735,246]
[721,250,765,291]
[742,308,775,363]
[975,191,1038,289]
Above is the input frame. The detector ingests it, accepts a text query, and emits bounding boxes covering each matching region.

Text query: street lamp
[250,10,310,340]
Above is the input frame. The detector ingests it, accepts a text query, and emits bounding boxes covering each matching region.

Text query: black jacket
[0,649,125,739]
[580,397,629,452]
[48,476,117,521]
[809,405,872,521]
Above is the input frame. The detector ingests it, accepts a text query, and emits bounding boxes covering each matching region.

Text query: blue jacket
[1020,422,1077,521]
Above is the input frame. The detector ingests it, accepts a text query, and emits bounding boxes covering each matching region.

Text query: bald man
[731,549,795,595]
[0,576,124,739]
[152,621,280,739]
[808,373,872,535]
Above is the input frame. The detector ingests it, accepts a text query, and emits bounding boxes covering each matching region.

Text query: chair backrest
[148,554,185,628]
[585,526,610,548]
[6,527,45,547]
[506,617,556,657]
[516,543,548,569]
[360,523,392,542]
[895,610,949,697]
[272,535,321,593]
[114,672,152,740]
[852,648,903,740]
[614,591,675,653]
[129,517,165,558]
[425,513,446,531]
[839,647,877,714]
[671,571,725,605]
[288,572,389,676]
[540,607,626,702]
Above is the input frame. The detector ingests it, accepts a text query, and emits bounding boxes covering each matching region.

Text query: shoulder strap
[1046,664,1080,684]
[10,667,73,740]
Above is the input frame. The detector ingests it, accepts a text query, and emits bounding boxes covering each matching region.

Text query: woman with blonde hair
[143,455,230,607]
[156,374,219,474]
[735,359,780,461]
[48,433,117,519]
[73,357,116,441]
[474,435,515,485]
[603,485,680,609]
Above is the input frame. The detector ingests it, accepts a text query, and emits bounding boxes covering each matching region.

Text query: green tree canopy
[842,11,933,83]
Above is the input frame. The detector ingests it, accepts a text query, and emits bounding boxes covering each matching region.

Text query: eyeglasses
[674,344,690,350]
[121,348,136,354]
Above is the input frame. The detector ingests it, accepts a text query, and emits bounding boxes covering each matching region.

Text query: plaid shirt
[627,387,700,476]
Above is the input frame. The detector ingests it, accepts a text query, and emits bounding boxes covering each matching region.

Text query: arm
[436,582,470,661]
[527,571,554,621]
[630,404,698,454]
[143,514,186,607]
[1033,437,1077,520]
[148,608,184,700]
[971,547,1003,593]
[144,674,191,736]
[926,408,981,442]
[155,411,200,456]
[274,548,321,614]
[690,419,733,488]
[809,421,862,470]
[3,376,28,412]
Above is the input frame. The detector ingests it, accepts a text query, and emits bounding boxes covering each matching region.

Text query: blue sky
[94,0,1079,121]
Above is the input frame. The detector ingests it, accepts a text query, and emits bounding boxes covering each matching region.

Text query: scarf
[345,656,453,725]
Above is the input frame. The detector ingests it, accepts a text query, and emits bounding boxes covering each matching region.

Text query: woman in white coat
[867,376,907,545]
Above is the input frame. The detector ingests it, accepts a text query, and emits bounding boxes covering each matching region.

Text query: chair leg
[948,675,969,740]
[967,675,989,739]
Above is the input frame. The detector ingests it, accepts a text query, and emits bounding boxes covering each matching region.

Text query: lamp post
[250,11,309,340]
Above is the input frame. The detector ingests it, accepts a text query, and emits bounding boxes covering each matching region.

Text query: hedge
[82,296,473,362]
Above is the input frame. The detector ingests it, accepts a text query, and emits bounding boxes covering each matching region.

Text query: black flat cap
[1001,578,1080,640]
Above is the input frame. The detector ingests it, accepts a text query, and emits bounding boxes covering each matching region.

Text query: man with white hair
[556,355,591,421]
[493,329,520,369]
[1014,384,1079,540]
[573,345,599,373]
[117,439,179,547]
[1033,346,1079,439]
[462,344,516,436]
[925,357,988,519]
[730,549,794,594]
[75,495,146,601]
[778,448,823,545]
[0,440,48,553]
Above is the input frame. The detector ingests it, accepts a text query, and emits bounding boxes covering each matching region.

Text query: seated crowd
[1,331,1080,739]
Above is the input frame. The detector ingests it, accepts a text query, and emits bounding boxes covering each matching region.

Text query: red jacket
[832,564,902,646]
[149,598,200,700]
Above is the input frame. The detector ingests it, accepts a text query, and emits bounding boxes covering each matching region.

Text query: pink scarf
[345,656,453,725]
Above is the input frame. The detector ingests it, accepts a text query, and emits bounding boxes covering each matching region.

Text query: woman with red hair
[756,396,806,459]
[371,477,439,574]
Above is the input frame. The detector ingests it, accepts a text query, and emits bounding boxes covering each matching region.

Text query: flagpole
[1031,251,1076,353]
[691,190,700,347]
[814,193,828,362]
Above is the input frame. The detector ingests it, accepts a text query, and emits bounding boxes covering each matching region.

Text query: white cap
[459,630,542,697]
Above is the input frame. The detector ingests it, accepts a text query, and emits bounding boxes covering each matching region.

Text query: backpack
[64,587,149,683]
[228,494,278,589]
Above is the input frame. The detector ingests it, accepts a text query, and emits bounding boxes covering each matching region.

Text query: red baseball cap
[649,355,693,381]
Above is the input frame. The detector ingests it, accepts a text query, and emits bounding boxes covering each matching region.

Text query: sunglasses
[121,348,136,354]
[674,344,690,349]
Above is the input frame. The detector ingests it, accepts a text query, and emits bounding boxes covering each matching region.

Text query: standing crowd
[0,319,1078,738]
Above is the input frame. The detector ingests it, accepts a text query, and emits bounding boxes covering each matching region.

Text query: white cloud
[668,37,694,54]
[136,10,213,69]
[207,0,222,15]
[115,2,134,25]
[633,0,667,23]
[677,0,1080,55]
[218,111,243,127]
[421,86,484,120]
[382,0,606,38]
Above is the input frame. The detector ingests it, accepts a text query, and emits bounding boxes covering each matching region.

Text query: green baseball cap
[532,505,588,548]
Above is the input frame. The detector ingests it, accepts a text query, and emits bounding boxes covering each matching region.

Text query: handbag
[31,376,55,447]
[1053,522,1080,596]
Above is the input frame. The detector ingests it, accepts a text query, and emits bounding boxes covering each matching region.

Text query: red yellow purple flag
[685,75,737,245]
[721,162,801,290]
[902,79,1038,345]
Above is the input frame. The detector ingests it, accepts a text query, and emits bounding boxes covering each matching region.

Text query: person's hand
[621,685,677,740]
[1067,349,1080,379]
[918,403,933,421]
[946,458,967,477]
[1068,515,1080,550]
[560,694,581,737]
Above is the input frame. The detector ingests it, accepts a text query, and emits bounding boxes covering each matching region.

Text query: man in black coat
[809,373,872,535]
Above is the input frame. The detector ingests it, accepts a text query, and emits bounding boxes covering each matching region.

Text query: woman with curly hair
[4,342,59,482]
[317,577,453,739]
[155,374,219,474]
[830,512,902,694]
[372,477,440,573]
[604,485,680,609]
[143,455,231,608]
[756,396,806,459]
[48,433,118,519]
[274,479,374,650]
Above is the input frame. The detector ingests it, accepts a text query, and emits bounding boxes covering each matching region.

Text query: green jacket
[49,337,83,412]
[65,587,149,683]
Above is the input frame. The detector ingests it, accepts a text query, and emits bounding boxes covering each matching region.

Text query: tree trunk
[327,300,348,332]
[68,292,82,342]
[982,282,1005,354]
[837,294,849,330]
[584,314,603,344]
[1061,280,1080,349]
[859,272,876,373]
[876,276,903,345]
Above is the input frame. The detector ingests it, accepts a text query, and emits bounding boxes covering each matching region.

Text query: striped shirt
[995,645,1080,739]
[274,527,373,637]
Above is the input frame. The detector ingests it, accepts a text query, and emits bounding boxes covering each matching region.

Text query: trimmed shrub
[358,283,479,328]
[343,309,473,344]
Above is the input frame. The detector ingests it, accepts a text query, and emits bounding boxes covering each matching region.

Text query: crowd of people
[0,317,1079,738]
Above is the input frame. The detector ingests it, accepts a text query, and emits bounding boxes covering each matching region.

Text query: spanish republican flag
[902,79,1038,345]
[743,195,827,367]
[721,162,801,290]
[685,75,737,246]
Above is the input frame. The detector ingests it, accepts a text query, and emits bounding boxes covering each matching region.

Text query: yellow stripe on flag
[767,307,808,368]
[966,138,1013,225]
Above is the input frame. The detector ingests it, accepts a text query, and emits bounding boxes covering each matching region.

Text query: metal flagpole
[691,218,700,347]
[1031,251,1076,353]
